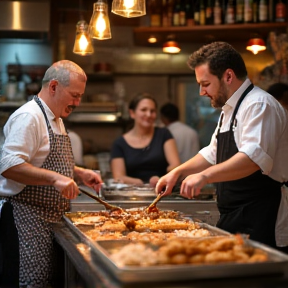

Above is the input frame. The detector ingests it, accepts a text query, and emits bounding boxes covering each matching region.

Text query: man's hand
[74,167,103,195]
[53,177,79,199]
[155,170,179,196]
[180,173,208,199]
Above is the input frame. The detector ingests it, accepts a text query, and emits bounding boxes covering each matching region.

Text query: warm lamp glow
[89,0,112,40]
[163,40,181,54]
[246,38,266,55]
[73,20,94,56]
[112,0,146,18]
[148,35,157,43]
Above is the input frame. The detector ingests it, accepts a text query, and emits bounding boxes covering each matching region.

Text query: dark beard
[211,80,228,108]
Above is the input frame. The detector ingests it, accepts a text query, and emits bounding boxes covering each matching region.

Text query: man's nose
[199,85,206,96]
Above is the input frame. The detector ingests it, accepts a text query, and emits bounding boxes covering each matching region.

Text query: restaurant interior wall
[0,0,279,162]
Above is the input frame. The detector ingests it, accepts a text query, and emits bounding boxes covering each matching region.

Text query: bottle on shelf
[185,0,195,26]
[199,0,206,25]
[149,0,162,26]
[225,0,235,23]
[252,0,258,23]
[244,0,253,23]
[167,0,175,26]
[179,0,187,25]
[206,0,214,24]
[268,0,275,22]
[275,0,286,22]
[194,0,200,24]
[259,0,268,22]
[214,0,223,24]
[162,0,169,26]
[236,0,244,23]
[173,0,181,25]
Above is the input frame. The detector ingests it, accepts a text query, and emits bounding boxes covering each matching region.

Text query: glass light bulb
[112,0,146,18]
[73,20,94,56]
[89,0,112,40]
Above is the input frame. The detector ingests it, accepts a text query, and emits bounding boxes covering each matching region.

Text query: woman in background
[110,93,180,187]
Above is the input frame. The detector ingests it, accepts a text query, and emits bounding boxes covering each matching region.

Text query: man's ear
[224,69,233,84]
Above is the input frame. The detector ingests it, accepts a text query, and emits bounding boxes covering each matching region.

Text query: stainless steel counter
[53,221,288,288]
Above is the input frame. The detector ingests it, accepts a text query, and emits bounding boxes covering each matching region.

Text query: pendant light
[73,0,94,56]
[163,35,181,54]
[73,20,94,55]
[112,0,146,18]
[89,0,112,40]
[246,36,266,55]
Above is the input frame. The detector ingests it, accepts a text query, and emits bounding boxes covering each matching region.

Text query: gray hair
[42,60,86,87]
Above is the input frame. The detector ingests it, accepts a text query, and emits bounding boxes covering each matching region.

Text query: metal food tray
[63,212,288,283]
[92,239,288,283]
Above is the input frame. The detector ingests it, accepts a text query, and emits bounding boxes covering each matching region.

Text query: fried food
[110,234,269,267]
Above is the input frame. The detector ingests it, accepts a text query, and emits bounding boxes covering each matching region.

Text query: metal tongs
[80,189,125,213]
[146,191,165,213]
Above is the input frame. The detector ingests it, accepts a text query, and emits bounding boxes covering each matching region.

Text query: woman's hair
[187,41,247,80]
[128,92,158,111]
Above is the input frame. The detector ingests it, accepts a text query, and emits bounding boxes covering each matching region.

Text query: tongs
[146,191,165,213]
[80,189,125,213]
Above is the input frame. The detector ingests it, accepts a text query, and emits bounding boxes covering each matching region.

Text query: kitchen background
[0,0,287,172]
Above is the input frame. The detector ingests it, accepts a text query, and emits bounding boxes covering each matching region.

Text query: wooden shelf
[133,22,288,46]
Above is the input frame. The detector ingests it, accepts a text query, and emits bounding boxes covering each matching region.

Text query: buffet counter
[53,221,288,288]
[51,186,288,288]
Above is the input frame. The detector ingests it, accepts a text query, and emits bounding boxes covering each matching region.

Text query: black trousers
[0,202,19,288]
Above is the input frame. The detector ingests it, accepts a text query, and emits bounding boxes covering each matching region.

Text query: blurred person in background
[156,42,288,249]
[267,82,288,253]
[160,102,200,163]
[110,93,180,187]
[267,82,288,110]
[0,60,103,288]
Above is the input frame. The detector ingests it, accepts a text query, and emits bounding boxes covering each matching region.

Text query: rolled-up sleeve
[0,113,40,174]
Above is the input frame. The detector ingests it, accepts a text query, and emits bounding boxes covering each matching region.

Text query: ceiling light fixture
[246,36,266,55]
[73,0,94,56]
[73,20,94,55]
[89,0,112,40]
[112,0,146,18]
[163,35,181,54]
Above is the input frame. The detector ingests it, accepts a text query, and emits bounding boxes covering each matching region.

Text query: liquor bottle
[173,0,181,25]
[179,0,187,25]
[206,0,214,24]
[244,0,253,22]
[162,0,169,26]
[225,0,235,23]
[259,0,268,22]
[149,0,162,26]
[167,0,175,26]
[194,0,200,24]
[275,0,286,22]
[214,0,223,24]
[236,0,244,22]
[252,0,258,22]
[186,0,195,26]
[269,0,275,22]
[199,0,206,25]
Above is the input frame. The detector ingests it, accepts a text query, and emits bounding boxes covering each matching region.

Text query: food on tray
[65,210,212,241]
[110,234,269,267]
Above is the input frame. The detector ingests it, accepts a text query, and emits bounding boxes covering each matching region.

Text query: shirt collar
[224,78,252,111]
[38,97,57,122]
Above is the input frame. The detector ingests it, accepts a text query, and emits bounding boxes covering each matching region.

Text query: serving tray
[91,239,288,283]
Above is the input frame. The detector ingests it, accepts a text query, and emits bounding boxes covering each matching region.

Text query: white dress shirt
[0,98,67,196]
[167,121,200,163]
[199,79,288,183]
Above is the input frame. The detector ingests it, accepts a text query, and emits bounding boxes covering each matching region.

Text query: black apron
[216,84,282,248]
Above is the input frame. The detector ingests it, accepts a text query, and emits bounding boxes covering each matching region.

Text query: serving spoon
[80,189,125,213]
[146,191,165,213]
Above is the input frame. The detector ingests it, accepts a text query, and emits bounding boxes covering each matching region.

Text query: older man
[0,60,102,287]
